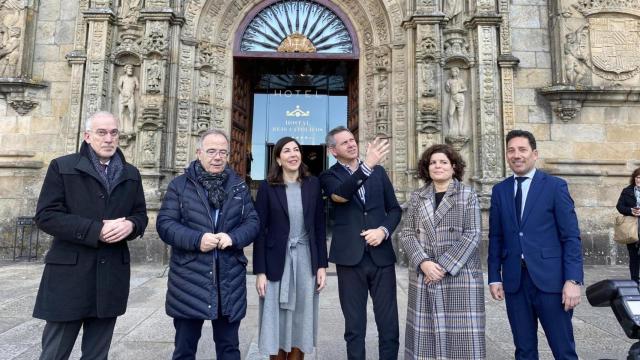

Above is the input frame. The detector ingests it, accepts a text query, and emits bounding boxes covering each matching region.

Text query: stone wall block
[511,29,549,52]
[535,52,551,69]
[606,125,640,142]
[512,51,536,68]
[55,21,76,44]
[38,1,61,21]
[517,123,550,140]
[574,142,635,160]
[528,104,551,123]
[0,117,18,134]
[514,69,552,88]
[35,22,57,45]
[537,140,576,159]
[509,5,541,28]
[43,62,71,82]
[514,88,536,105]
[551,124,605,142]
[30,116,61,135]
[60,1,79,21]
[33,45,59,62]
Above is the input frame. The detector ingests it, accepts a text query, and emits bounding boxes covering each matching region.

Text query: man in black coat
[33,111,148,359]
[156,129,259,360]
[320,126,402,360]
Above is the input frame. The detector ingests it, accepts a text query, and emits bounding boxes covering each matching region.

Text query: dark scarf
[87,146,124,194]
[194,161,228,209]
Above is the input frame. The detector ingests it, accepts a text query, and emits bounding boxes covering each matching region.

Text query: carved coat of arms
[588,17,640,79]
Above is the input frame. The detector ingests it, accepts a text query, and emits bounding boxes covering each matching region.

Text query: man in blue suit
[488,130,583,360]
[321,126,402,360]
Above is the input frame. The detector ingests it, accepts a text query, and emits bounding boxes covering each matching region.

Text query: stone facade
[0,0,637,264]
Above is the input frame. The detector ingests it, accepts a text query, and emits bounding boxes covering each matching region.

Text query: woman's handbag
[613,215,639,244]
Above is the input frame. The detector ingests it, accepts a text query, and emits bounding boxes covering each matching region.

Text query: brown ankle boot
[270,349,287,360]
[287,347,304,360]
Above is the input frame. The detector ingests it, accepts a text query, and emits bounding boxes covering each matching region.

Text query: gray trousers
[39,317,117,360]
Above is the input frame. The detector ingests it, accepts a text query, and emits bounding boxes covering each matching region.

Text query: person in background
[400,144,485,359]
[254,136,328,360]
[34,111,148,359]
[156,129,259,360]
[616,167,640,283]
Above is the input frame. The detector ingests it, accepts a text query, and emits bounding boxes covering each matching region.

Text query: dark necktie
[515,176,527,224]
[99,163,108,176]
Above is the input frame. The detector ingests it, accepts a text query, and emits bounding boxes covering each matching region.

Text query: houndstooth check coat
[400,179,485,360]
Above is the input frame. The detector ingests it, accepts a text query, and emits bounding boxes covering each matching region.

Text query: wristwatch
[567,280,582,286]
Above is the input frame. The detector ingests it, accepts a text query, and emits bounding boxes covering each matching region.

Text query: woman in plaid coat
[400,144,485,359]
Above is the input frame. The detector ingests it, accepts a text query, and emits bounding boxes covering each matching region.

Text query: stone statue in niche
[198,71,211,102]
[146,60,162,93]
[378,73,388,100]
[118,64,139,133]
[143,131,156,164]
[0,26,21,77]
[445,67,466,136]
[564,47,587,85]
[119,0,141,24]
[443,0,463,25]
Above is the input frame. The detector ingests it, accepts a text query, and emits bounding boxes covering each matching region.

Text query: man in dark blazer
[488,130,583,360]
[34,111,148,359]
[320,126,402,360]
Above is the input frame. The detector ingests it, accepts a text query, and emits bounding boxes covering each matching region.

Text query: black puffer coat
[156,161,259,322]
[33,142,148,321]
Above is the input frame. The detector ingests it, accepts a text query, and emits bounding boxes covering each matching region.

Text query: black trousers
[39,317,117,360]
[336,251,399,360]
[628,242,640,283]
[172,317,241,360]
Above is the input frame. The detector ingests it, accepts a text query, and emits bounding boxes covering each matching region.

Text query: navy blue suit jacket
[253,176,328,281]
[320,163,401,267]
[488,170,583,293]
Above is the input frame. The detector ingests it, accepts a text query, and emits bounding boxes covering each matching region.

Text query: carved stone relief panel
[552,0,640,86]
[144,59,164,94]
[0,0,35,78]
[118,0,142,24]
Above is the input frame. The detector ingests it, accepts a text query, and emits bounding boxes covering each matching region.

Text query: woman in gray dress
[253,136,328,360]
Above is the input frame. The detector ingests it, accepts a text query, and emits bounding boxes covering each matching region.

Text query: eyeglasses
[203,149,229,158]
[90,129,119,138]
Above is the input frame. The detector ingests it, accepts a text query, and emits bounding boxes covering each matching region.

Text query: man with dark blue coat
[157,129,259,360]
[320,126,402,360]
[34,111,148,359]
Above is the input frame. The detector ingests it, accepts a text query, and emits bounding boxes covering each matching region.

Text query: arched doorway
[230,0,360,182]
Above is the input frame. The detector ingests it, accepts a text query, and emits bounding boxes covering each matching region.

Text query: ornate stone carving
[445,135,469,151]
[8,95,38,115]
[198,70,211,103]
[118,64,139,133]
[118,0,141,24]
[142,23,167,55]
[0,26,21,77]
[141,130,157,167]
[111,28,142,65]
[193,103,211,135]
[419,36,439,61]
[443,29,472,65]
[417,97,440,134]
[376,103,389,135]
[421,62,436,97]
[145,59,163,94]
[375,45,391,72]
[445,67,467,137]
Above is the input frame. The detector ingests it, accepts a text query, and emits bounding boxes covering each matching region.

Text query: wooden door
[230,63,252,179]
[347,65,359,140]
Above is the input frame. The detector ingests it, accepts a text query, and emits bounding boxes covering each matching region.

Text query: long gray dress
[258,181,319,355]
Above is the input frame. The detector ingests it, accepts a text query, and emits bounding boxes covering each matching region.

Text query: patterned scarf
[634,186,640,207]
[87,146,123,194]
[195,161,228,209]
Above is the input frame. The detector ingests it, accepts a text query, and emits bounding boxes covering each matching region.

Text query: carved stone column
[82,7,115,118]
[137,7,179,209]
[466,4,504,208]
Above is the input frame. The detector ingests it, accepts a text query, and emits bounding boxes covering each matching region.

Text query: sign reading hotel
[267,93,327,145]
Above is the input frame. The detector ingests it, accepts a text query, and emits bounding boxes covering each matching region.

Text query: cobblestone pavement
[0,263,634,359]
